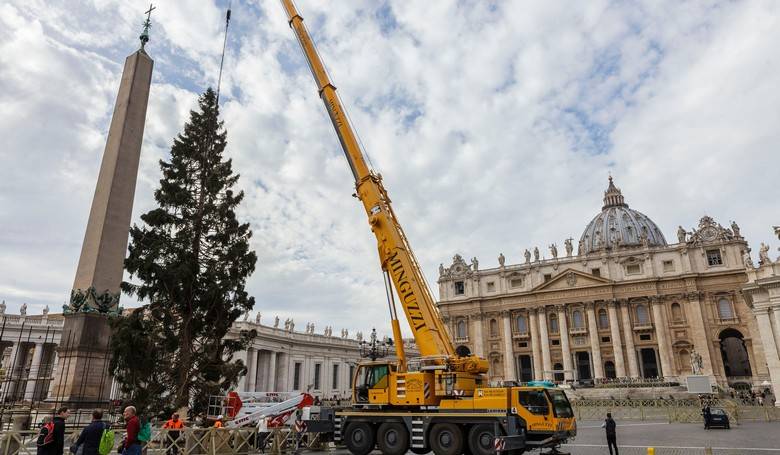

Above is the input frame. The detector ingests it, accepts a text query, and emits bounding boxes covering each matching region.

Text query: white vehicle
[213,391,315,430]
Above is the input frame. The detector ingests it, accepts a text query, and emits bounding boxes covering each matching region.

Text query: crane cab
[352,361,441,407]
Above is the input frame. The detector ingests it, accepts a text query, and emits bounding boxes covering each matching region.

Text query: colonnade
[461,298,713,383]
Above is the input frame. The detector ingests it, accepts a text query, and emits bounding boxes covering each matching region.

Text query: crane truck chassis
[273,1,578,454]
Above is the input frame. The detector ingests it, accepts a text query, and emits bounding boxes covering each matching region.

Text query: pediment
[531,269,612,292]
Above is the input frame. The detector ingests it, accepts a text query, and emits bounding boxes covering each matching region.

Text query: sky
[1,0,778,338]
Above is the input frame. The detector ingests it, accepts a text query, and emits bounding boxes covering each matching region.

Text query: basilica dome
[579,177,667,255]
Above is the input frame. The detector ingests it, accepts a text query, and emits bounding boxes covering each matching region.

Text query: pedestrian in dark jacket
[72,409,108,455]
[52,407,70,455]
[601,412,618,455]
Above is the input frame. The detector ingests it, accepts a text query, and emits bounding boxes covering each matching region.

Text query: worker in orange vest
[214,415,224,428]
[162,413,184,455]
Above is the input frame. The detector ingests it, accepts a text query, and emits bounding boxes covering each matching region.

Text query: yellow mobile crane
[278,1,576,454]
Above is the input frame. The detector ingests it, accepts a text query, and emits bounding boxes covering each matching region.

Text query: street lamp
[359,328,391,361]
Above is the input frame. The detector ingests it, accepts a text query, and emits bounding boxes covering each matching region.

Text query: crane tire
[377,422,409,455]
[429,423,464,455]
[344,421,375,455]
[467,424,497,455]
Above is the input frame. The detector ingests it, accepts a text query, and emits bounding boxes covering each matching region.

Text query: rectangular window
[332,364,339,390]
[510,278,523,288]
[626,264,641,275]
[662,260,674,272]
[591,268,601,277]
[518,390,549,415]
[518,342,528,348]
[639,334,652,341]
[454,281,465,295]
[544,274,552,282]
[706,249,723,266]
[293,362,302,390]
[601,336,611,343]
[486,281,496,292]
[551,339,560,346]
[314,363,322,390]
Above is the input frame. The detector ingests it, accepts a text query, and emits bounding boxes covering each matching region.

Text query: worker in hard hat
[214,415,224,428]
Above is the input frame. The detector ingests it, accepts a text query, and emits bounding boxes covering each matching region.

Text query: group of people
[36,405,187,455]
[35,406,136,455]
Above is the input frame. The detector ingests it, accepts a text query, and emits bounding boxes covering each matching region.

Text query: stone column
[557,306,573,381]
[537,308,553,380]
[620,302,640,377]
[685,292,715,376]
[268,351,277,391]
[529,309,543,381]
[237,349,249,391]
[772,309,780,364]
[246,348,257,392]
[502,312,515,381]
[23,343,45,401]
[607,301,626,378]
[651,299,674,378]
[586,303,605,379]
[471,315,484,357]
[754,309,780,406]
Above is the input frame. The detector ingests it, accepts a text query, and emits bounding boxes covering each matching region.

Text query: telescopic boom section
[281,0,455,360]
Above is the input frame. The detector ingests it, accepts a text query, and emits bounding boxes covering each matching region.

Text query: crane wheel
[377,422,409,455]
[468,424,500,455]
[429,423,464,455]
[344,422,375,455]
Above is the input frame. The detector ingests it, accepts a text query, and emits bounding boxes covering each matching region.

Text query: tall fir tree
[111,88,257,415]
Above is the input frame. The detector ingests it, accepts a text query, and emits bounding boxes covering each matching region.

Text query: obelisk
[49,8,155,406]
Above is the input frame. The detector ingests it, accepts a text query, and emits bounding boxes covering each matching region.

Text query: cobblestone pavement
[561,419,780,454]
[320,419,780,455]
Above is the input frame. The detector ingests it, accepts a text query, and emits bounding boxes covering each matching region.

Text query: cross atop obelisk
[139,3,156,49]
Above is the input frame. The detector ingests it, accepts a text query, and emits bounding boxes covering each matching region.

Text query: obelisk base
[48,313,113,407]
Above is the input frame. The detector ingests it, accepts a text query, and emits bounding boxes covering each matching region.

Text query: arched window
[549,314,559,333]
[671,303,683,322]
[636,305,650,325]
[572,310,584,329]
[516,315,528,334]
[598,309,609,329]
[456,320,467,339]
[490,319,499,337]
[718,297,734,319]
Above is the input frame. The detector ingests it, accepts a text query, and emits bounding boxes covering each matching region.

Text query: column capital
[583,301,596,310]
[649,295,662,305]
[468,313,483,321]
[686,291,704,301]
[500,310,512,318]
[553,304,566,313]
[607,299,619,309]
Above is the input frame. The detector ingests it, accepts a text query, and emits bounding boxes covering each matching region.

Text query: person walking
[122,406,141,455]
[703,405,712,429]
[72,409,108,455]
[162,413,184,455]
[601,412,618,455]
[52,407,70,455]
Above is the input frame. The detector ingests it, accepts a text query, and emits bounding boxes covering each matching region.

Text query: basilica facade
[437,178,771,390]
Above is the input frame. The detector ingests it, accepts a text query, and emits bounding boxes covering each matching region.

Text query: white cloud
[1,0,778,339]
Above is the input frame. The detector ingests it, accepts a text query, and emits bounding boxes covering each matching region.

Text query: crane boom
[280,0,457,362]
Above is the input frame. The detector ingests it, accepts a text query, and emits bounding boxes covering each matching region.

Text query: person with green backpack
[71,409,114,455]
